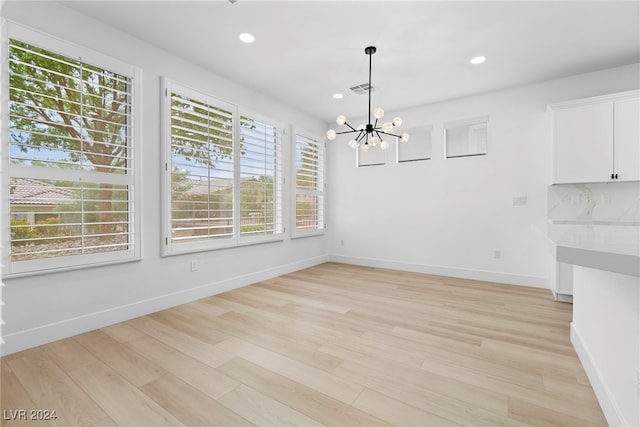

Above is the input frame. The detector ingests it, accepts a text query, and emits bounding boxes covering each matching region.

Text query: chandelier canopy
[326,46,409,151]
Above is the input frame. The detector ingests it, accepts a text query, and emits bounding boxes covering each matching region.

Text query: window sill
[3,255,142,279]
[163,234,285,257]
[291,230,326,240]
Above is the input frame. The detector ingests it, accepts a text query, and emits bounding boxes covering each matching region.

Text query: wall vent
[349,83,375,95]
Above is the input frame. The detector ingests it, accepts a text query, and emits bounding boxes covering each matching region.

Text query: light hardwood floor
[1,262,606,426]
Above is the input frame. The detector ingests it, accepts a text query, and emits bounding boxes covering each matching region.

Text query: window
[397,125,432,163]
[444,116,488,158]
[293,132,325,236]
[163,80,283,254]
[4,24,140,276]
[239,114,283,237]
[167,87,235,247]
[357,143,387,167]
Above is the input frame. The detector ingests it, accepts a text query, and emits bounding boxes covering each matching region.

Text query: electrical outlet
[494,250,501,259]
[340,240,345,247]
[190,260,198,272]
[512,196,528,206]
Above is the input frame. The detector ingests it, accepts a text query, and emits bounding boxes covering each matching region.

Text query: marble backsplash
[548,181,640,224]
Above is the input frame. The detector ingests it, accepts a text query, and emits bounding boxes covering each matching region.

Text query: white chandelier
[326,46,409,151]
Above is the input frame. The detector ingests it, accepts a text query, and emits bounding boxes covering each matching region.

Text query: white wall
[0,1,328,356]
[571,266,639,427]
[328,63,640,287]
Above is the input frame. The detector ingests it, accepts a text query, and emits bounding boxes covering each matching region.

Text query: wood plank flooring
[0,262,606,426]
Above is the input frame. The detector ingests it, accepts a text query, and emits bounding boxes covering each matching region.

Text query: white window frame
[2,23,142,277]
[162,79,285,256]
[356,142,387,167]
[291,128,325,238]
[397,125,433,163]
[444,115,489,159]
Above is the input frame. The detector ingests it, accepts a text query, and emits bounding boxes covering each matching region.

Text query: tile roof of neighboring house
[10,178,76,205]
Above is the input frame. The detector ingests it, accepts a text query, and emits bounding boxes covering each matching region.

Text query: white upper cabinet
[554,101,613,183]
[614,97,640,182]
[549,90,639,184]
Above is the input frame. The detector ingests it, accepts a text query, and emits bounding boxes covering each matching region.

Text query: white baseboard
[329,254,550,289]
[2,254,549,356]
[571,322,626,427]
[1,255,329,357]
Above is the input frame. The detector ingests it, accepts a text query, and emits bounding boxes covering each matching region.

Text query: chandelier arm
[343,122,358,132]
[378,130,403,138]
[335,129,359,135]
[356,132,367,143]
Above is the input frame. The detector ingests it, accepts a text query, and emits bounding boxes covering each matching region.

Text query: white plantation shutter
[239,114,283,238]
[9,178,131,256]
[9,48,132,173]
[163,80,284,255]
[5,26,140,275]
[294,133,325,234]
[169,90,235,246]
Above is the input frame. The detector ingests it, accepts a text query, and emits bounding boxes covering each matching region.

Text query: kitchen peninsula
[552,227,639,427]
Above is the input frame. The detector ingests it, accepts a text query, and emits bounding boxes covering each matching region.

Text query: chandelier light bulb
[382,122,393,133]
[336,115,347,125]
[400,133,410,142]
[348,139,359,149]
[373,107,385,119]
[361,143,371,152]
[379,139,390,150]
[392,117,403,127]
[369,136,380,147]
[326,129,336,140]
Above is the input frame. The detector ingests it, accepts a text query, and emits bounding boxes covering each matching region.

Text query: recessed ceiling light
[333,93,343,99]
[470,55,487,65]
[238,33,255,44]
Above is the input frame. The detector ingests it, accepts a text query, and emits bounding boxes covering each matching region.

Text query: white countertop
[547,223,640,277]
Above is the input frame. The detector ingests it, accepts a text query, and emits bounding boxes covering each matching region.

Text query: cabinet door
[555,102,613,184]
[556,261,574,297]
[614,97,640,181]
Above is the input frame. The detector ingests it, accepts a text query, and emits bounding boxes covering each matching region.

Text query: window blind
[294,133,324,232]
[165,81,285,254]
[7,37,137,270]
[444,116,489,158]
[239,115,283,237]
[169,92,234,243]
[397,125,432,163]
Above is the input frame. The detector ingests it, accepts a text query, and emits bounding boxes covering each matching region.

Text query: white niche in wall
[397,125,432,163]
[357,142,387,167]
[444,115,488,158]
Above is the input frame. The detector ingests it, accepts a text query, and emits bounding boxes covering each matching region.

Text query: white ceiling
[57,0,640,123]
